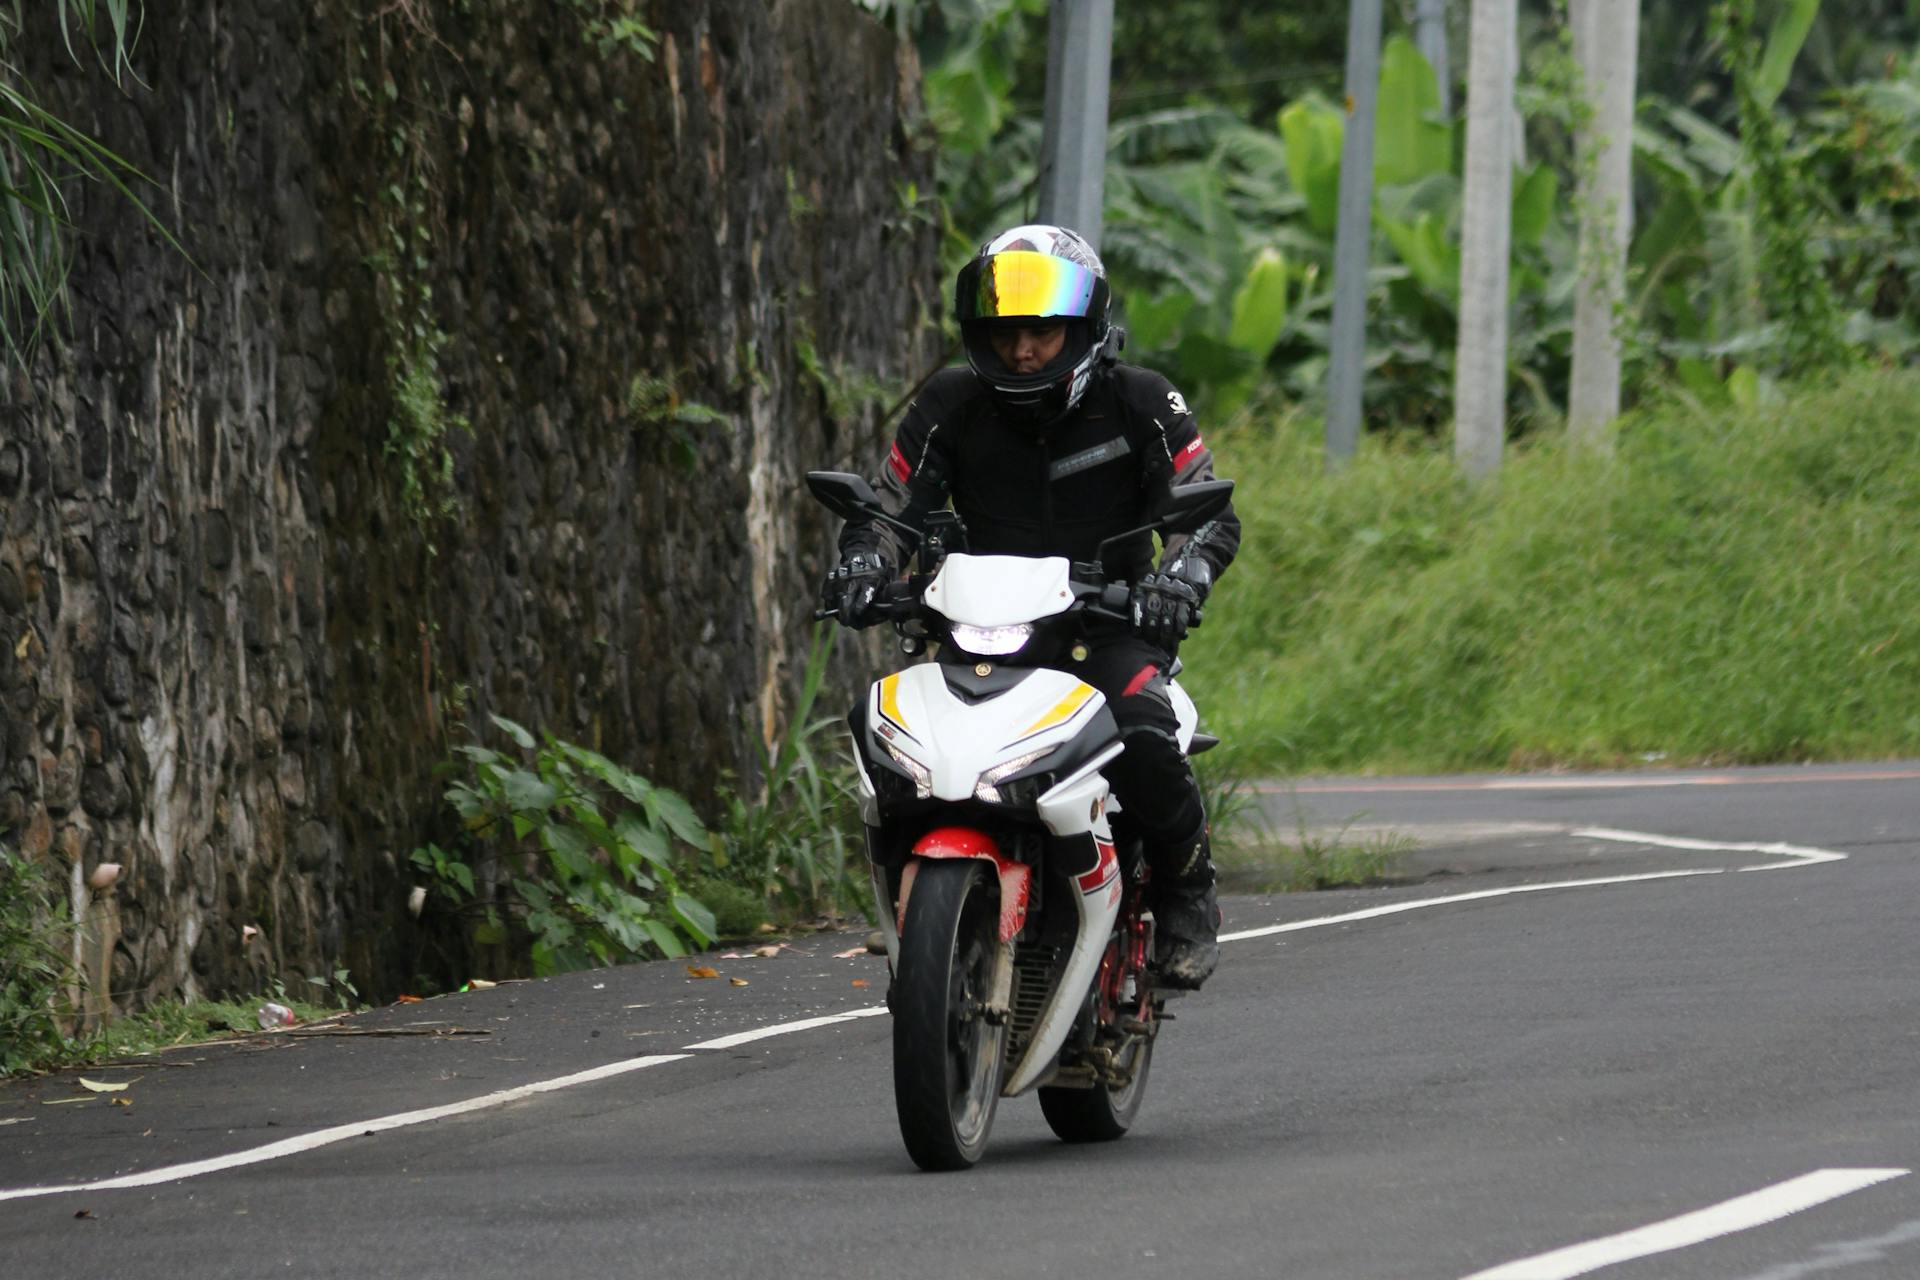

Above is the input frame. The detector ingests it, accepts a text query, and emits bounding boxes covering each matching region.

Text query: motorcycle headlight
[948,622,1035,656]
[884,743,933,798]
[974,747,1055,804]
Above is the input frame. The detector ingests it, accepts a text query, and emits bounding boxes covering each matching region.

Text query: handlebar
[818,573,1136,627]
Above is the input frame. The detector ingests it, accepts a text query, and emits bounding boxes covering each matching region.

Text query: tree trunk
[1453,0,1517,478]
[1415,0,1453,116]
[1569,0,1642,447]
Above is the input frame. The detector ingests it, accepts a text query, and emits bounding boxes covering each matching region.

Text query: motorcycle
[808,470,1232,1171]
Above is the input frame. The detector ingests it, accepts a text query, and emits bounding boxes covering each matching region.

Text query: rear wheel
[892,859,1007,1171]
[1038,1032,1154,1142]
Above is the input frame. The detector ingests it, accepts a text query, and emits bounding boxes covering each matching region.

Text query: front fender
[899,826,1032,942]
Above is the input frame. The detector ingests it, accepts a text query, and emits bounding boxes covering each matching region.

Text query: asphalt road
[4,762,1919,1280]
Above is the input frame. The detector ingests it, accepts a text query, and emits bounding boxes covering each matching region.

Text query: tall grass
[1184,371,1920,772]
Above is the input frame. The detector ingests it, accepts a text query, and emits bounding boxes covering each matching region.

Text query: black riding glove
[824,550,891,629]
[1132,558,1212,647]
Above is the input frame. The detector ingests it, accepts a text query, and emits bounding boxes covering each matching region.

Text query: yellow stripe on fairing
[1023,683,1097,736]
[879,674,907,731]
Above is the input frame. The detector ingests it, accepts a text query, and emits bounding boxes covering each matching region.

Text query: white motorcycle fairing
[852,552,1201,1098]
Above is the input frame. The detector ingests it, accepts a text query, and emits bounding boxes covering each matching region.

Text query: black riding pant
[1068,635,1210,884]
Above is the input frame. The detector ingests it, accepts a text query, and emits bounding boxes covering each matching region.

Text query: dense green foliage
[410,628,870,983]
[1184,371,1920,772]
[903,0,1920,430]
[411,715,718,975]
[0,847,75,1075]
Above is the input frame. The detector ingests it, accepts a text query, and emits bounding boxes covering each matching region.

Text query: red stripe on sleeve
[1174,436,1206,470]
[888,443,911,484]
[1122,664,1160,698]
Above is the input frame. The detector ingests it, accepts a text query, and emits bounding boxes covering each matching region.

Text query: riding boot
[1149,825,1221,990]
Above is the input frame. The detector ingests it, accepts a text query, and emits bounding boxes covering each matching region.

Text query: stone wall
[0,0,937,1005]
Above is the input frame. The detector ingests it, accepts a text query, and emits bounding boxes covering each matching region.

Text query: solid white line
[0,1054,690,1202]
[0,826,1847,1201]
[1218,870,1717,943]
[683,1005,888,1051]
[0,1001,903,1202]
[1572,827,1851,871]
[1460,1168,1910,1280]
[1219,826,1851,945]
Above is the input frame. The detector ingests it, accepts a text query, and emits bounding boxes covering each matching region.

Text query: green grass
[1184,370,1920,773]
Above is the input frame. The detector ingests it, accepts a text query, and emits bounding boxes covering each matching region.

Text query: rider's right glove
[823,550,892,629]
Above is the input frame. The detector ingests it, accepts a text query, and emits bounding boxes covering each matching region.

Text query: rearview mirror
[1091,479,1235,566]
[805,470,922,545]
[1156,480,1234,536]
[806,471,884,523]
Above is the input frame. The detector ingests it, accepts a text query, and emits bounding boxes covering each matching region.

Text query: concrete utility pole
[1035,0,1115,250]
[1415,0,1452,115]
[1324,0,1385,469]
[1568,0,1641,448]
[1453,0,1517,479]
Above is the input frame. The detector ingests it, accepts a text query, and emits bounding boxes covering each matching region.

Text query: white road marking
[0,829,1849,1201]
[1269,767,1920,795]
[0,1054,690,1203]
[1220,870,1714,943]
[1573,826,1850,871]
[1221,827,1849,944]
[683,1005,888,1051]
[1460,1168,1910,1280]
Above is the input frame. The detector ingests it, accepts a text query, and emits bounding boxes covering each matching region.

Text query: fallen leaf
[74,1208,95,1220]
[728,977,749,987]
[396,994,423,1003]
[752,944,781,959]
[718,951,751,959]
[76,1078,131,1093]
[109,1098,132,1108]
[14,632,28,660]
[755,922,778,934]
[685,965,719,979]
[833,947,867,959]
[851,979,871,988]
[468,978,497,990]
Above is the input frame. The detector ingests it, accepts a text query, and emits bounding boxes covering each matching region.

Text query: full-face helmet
[954,224,1113,426]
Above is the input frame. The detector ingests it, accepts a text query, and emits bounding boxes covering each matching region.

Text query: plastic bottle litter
[256,1002,296,1029]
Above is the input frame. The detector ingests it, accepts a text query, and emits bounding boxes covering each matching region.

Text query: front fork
[866,839,1021,1027]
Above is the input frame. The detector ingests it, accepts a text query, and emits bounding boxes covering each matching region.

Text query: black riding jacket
[841,363,1241,585]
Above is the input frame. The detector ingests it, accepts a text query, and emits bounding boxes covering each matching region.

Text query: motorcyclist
[823,224,1241,989]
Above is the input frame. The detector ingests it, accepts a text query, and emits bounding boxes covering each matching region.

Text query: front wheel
[892,859,1007,1171]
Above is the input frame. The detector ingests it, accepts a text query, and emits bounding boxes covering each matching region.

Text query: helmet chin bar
[964,320,1101,426]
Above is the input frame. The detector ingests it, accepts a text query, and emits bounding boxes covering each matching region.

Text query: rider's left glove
[1132,558,1211,648]
[824,550,892,629]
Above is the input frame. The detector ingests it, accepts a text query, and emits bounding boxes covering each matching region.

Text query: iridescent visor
[972,251,1099,320]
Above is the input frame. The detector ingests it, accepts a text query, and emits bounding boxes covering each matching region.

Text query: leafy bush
[413,717,716,975]
[711,626,871,923]
[0,846,76,1076]
[1186,370,1920,773]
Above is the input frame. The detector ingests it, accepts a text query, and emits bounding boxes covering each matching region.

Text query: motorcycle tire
[1037,1034,1154,1143]
[892,859,1007,1171]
